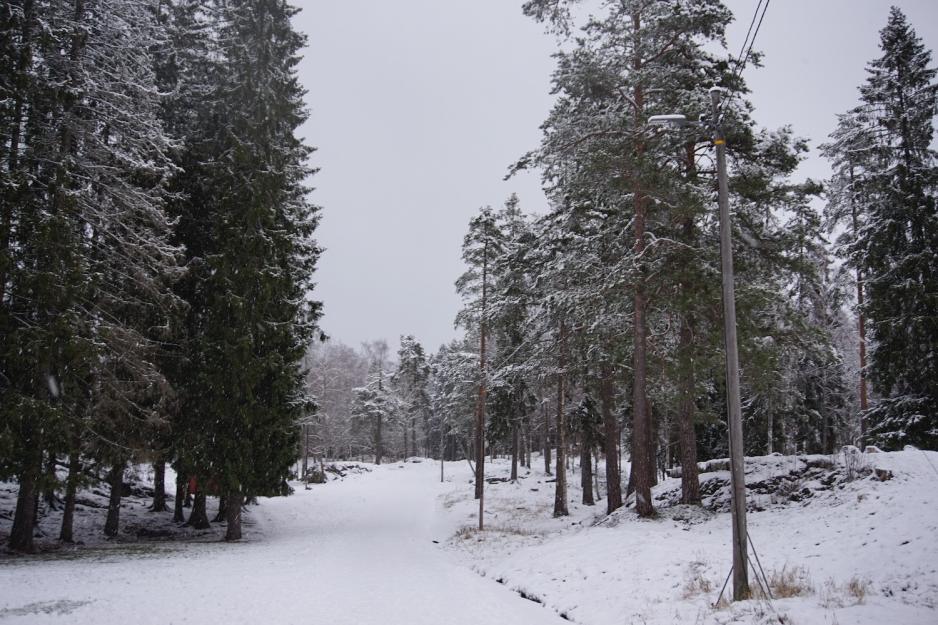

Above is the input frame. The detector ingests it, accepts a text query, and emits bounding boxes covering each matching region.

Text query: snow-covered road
[0,463,569,625]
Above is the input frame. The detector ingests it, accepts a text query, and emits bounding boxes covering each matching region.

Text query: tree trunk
[213,495,227,523]
[440,416,446,482]
[593,449,602,500]
[173,471,186,522]
[629,19,654,516]
[151,459,167,512]
[402,426,408,459]
[301,424,309,479]
[522,421,531,468]
[631,287,654,518]
[767,411,774,454]
[543,400,552,476]
[845,168,868,447]
[9,448,41,552]
[856,285,868,422]
[225,490,243,541]
[104,462,124,537]
[375,414,383,465]
[474,235,489,516]
[581,439,594,505]
[59,440,81,542]
[600,364,622,514]
[553,321,569,517]
[678,318,701,505]
[40,453,58,511]
[510,421,519,481]
[186,491,210,529]
[474,384,485,503]
[648,402,659,487]
[473,234,489,524]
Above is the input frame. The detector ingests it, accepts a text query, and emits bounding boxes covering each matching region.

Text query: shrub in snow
[842,447,872,482]
[305,469,327,484]
[768,565,813,599]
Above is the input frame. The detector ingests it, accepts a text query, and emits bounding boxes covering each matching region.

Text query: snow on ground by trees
[445,449,938,624]
[2,448,936,625]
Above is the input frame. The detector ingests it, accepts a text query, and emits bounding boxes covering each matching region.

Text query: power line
[739,0,771,79]
[734,0,764,74]
[722,0,772,115]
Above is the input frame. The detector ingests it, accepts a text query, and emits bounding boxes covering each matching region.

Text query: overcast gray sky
[294,0,938,355]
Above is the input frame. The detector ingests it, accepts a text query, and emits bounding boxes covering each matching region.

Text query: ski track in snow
[0,463,570,625]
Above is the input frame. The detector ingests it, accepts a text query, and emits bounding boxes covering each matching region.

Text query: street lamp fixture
[651,86,750,602]
[647,114,697,127]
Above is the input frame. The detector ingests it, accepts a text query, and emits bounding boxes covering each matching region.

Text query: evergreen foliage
[174,0,322,536]
[393,335,432,457]
[0,0,321,548]
[827,8,938,450]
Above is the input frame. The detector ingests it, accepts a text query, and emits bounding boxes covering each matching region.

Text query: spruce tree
[428,341,480,468]
[2,0,181,549]
[487,195,535,483]
[75,0,183,538]
[853,8,938,450]
[175,0,322,541]
[392,336,431,458]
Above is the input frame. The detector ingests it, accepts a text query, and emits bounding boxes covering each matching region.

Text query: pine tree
[821,109,878,443]
[521,0,737,517]
[456,206,505,524]
[853,8,938,450]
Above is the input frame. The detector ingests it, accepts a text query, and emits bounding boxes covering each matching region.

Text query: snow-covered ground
[1,449,936,624]
[0,462,570,624]
[442,450,938,625]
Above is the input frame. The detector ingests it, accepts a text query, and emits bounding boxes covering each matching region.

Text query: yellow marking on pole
[714,139,726,145]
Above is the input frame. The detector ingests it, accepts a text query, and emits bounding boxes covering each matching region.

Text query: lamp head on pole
[647,114,689,126]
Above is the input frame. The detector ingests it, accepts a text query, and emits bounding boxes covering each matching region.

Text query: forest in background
[303,1,938,521]
[1,0,936,555]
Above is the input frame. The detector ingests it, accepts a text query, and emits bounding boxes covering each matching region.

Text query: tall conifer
[853,9,938,450]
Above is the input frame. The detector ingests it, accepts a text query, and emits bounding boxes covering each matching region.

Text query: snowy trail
[0,463,569,625]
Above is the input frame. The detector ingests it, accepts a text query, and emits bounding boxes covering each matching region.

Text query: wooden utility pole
[710,86,749,601]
